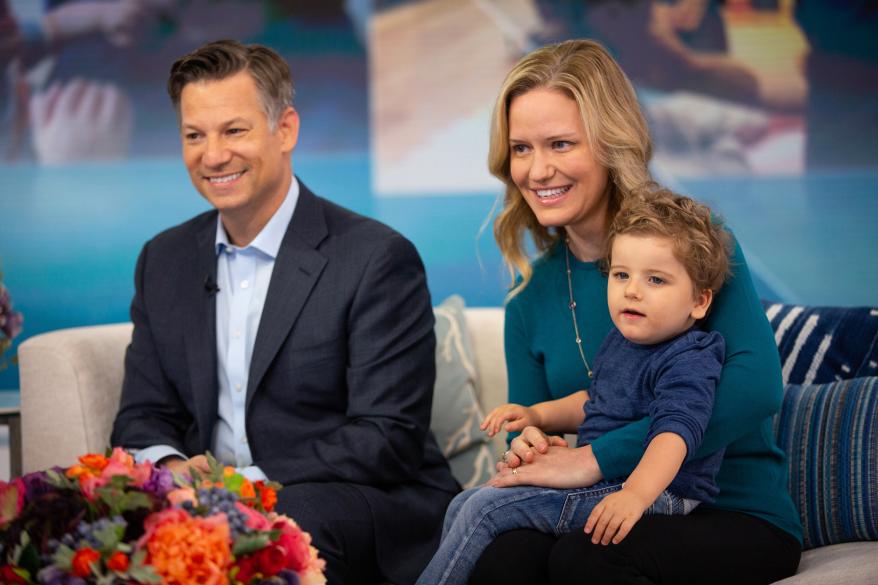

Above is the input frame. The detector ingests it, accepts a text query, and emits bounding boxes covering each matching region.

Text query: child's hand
[480,403,540,437]
[583,489,650,545]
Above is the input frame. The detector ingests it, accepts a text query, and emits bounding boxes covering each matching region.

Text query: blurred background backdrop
[1,0,876,400]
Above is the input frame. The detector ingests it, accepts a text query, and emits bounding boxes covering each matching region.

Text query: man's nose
[202,136,231,168]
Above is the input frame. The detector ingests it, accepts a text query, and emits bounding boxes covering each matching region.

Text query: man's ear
[276,106,299,153]
[691,288,713,320]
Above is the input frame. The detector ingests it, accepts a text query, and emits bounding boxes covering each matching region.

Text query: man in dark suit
[111,40,459,585]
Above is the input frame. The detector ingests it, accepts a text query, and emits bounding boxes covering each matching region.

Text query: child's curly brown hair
[605,189,733,296]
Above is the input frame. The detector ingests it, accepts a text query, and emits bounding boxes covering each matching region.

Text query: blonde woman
[470,40,801,585]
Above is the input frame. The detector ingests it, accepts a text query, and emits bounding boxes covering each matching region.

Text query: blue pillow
[774,376,878,549]
[762,302,878,385]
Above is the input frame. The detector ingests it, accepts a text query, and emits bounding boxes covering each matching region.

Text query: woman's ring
[502,450,510,463]
[512,468,518,476]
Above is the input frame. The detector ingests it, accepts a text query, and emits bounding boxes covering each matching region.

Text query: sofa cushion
[762,302,878,385]
[432,295,494,489]
[774,376,878,549]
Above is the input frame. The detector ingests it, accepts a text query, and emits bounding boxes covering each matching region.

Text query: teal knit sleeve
[504,298,554,411]
[591,235,783,478]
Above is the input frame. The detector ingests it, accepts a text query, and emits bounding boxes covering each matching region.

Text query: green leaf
[45,469,76,490]
[52,544,75,571]
[92,521,126,552]
[15,540,41,577]
[127,551,163,585]
[232,532,272,556]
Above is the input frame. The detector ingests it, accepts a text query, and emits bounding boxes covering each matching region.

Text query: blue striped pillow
[774,377,878,549]
[762,302,878,384]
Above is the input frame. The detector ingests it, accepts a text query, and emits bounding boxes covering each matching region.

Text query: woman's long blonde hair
[490,39,654,297]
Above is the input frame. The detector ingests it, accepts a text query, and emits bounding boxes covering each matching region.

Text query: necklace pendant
[588,371,593,379]
[569,301,576,309]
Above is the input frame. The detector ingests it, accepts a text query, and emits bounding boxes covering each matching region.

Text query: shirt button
[240,437,248,444]
[233,330,241,339]
[241,280,249,289]
[235,383,243,392]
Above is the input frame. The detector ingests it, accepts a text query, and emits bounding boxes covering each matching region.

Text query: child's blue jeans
[416,480,699,585]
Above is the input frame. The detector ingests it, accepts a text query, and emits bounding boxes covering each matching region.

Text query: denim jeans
[415,480,699,585]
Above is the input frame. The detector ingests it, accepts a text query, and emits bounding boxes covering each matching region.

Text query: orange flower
[240,479,255,500]
[107,551,129,572]
[255,482,277,513]
[79,453,109,471]
[141,508,231,585]
[71,547,101,578]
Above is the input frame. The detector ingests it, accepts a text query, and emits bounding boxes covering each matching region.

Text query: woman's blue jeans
[416,480,698,585]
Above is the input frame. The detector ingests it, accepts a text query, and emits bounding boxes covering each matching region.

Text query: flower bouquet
[0,449,325,584]
[0,274,23,371]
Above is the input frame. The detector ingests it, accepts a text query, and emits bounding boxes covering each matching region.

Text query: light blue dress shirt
[135,179,300,480]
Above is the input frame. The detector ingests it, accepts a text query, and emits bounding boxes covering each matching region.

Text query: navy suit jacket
[112,182,459,583]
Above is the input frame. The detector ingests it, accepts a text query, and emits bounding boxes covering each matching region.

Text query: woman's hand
[584,489,650,545]
[502,425,567,468]
[480,403,541,437]
[488,441,603,490]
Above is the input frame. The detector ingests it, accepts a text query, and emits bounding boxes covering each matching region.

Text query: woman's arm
[504,300,555,414]
[590,236,783,479]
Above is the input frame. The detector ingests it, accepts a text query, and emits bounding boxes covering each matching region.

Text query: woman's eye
[553,140,573,150]
[511,144,529,154]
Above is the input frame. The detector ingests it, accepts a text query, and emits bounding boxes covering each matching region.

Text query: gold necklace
[564,237,593,379]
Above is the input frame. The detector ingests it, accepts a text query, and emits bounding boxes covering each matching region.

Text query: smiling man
[111,40,458,585]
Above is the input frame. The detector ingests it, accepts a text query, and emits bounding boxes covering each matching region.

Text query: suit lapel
[185,215,220,453]
[247,184,328,407]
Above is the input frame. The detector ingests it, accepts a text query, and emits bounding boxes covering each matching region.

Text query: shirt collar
[214,177,300,258]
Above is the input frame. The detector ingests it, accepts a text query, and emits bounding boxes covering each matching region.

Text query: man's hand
[162,454,210,477]
[584,489,651,545]
[488,443,602,490]
[480,403,541,437]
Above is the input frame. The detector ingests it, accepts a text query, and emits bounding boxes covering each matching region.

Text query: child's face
[607,234,713,345]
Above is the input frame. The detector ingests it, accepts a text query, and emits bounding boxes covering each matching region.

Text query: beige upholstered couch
[17,309,878,584]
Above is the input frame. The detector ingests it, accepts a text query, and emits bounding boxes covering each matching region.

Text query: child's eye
[648,276,665,285]
[612,271,628,281]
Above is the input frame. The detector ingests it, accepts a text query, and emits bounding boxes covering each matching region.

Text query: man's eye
[227,128,245,135]
[185,133,201,141]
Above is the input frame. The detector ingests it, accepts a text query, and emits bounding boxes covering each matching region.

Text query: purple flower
[255,571,300,585]
[0,283,23,341]
[142,466,175,499]
[37,566,86,585]
[20,471,55,501]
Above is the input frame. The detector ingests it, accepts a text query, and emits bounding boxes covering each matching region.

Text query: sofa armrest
[18,323,132,473]
[463,307,507,458]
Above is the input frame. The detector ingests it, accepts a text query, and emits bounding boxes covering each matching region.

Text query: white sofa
[17,309,878,584]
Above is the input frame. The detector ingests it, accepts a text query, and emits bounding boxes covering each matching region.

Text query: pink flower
[166,487,197,508]
[235,501,270,531]
[271,516,313,573]
[77,474,108,501]
[0,478,24,527]
[101,448,152,487]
